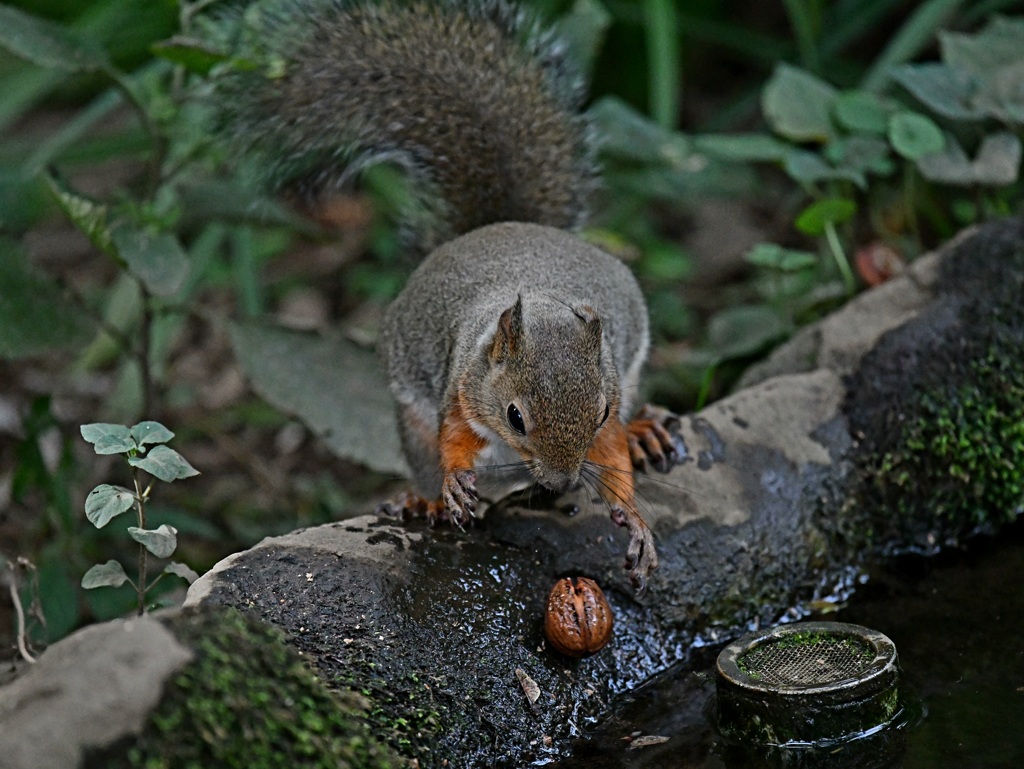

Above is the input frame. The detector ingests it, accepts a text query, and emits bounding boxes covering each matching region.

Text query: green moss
[874,357,1024,530]
[335,667,448,759]
[845,218,1024,549]
[86,607,399,769]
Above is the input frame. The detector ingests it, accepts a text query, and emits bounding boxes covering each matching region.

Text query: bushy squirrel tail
[208,0,595,249]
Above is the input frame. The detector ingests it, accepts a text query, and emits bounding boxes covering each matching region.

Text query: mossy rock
[86,607,399,769]
[845,217,1024,549]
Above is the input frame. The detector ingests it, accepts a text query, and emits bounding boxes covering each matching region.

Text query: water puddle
[553,517,1024,768]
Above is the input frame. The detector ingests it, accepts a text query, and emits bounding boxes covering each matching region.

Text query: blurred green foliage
[0,0,1022,645]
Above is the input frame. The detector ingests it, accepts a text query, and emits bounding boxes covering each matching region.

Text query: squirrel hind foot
[626,403,685,474]
[377,468,479,530]
[377,490,439,522]
[377,490,467,528]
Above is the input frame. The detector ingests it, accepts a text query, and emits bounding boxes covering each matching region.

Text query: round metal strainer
[738,629,875,687]
[716,621,899,745]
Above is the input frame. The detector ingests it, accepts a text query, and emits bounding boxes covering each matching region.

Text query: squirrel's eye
[507,404,526,435]
[599,403,610,426]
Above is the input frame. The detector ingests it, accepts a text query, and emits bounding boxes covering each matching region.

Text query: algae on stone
[86,607,399,769]
[845,218,1024,550]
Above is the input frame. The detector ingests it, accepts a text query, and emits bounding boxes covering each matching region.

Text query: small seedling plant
[80,421,199,615]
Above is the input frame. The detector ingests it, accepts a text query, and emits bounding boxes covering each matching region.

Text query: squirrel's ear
[574,304,603,356]
[490,295,525,362]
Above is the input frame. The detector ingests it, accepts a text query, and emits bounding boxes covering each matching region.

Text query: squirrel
[209,0,680,590]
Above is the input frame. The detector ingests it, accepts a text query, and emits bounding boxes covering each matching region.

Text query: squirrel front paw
[441,469,478,528]
[626,404,685,473]
[610,505,658,593]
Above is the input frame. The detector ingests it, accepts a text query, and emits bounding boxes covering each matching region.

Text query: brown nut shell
[544,576,614,657]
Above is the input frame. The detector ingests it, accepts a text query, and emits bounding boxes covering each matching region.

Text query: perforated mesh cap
[716,621,899,745]
[737,628,876,688]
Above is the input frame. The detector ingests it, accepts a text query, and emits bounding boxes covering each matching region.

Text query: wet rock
[180,219,1024,766]
[0,607,399,769]
[5,219,1020,769]
[0,615,192,769]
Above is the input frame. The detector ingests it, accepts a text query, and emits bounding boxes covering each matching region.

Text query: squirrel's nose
[538,469,580,495]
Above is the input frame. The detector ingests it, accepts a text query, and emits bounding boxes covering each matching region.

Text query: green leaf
[0,5,109,72]
[81,560,129,589]
[81,423,135,454]
[231,323,408,476]
[75,272,143,371]
[890,63,981,122]
[939,22,1024,81]
[833,91,891,135]
[131,421,174,446]
[42,172,115,256]
[0,243,94,359]
[80,422,130,444]
[888,111,945,160]
[744,243,785,269]
[795,198,857,236]
[84,484,136,528]
[176,180,321,232]
[706,305,790,362]
[917,132,1022,186]
[825,136,895,177]
[745,243,817,272]
[971,132,1022,186]
[128,524,177,558]
[762,64,838,143]
[164,561,199,584]
[692,133,790,163]
[110,224,189,298]
[95,434,137,454]
[915,133,974,184]
[128,445,199,482]
[982,61,1024,125]
[151,36,228,75]
[46,175,190,297]
[588,96,692,166]
[783,150,867,189]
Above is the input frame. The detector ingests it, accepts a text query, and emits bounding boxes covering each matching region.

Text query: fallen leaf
[515,668,540,705]
[629,735,670,749]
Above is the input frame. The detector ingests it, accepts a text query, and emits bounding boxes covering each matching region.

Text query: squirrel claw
[441,469,478,528]
[627,404,683,474]
[610,504,658,594]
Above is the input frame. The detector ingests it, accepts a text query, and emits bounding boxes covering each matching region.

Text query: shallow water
[555,517,1024,768]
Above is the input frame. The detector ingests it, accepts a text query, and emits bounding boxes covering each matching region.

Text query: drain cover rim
[716,621,897,696]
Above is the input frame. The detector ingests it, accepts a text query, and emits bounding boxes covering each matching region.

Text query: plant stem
[824,221,855,294]
[139,293,155,418]
[7,578,36,664]
[903,161,922,254]
[782,0,821,74]
[644,0,681,130]
[133,466,147,616]
[695,362,717,411]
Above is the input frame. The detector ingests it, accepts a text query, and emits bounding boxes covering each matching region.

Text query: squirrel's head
[473,294,620,494]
